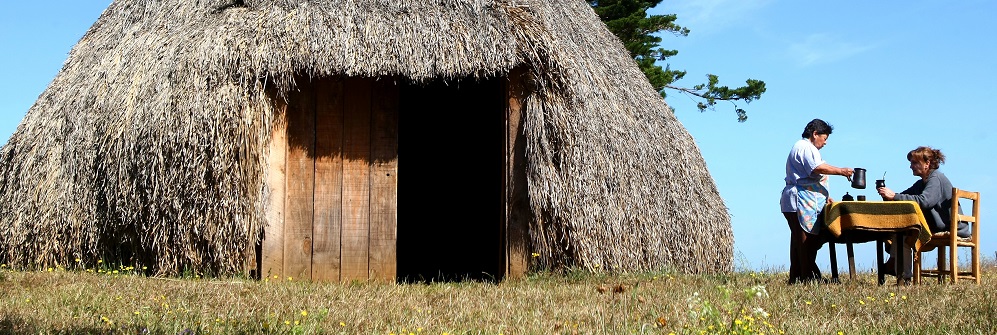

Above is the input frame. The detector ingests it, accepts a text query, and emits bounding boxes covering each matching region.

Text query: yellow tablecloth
[824,201,932,250]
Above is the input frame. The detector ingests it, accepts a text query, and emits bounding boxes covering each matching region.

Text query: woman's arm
[894,173,944,207]
[813,163,853,178]
[878,183,916,200]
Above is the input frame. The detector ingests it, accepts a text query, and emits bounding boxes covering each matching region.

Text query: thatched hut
[0,0,733,282]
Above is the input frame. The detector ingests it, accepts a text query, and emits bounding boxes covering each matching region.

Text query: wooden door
[260,77,398,282]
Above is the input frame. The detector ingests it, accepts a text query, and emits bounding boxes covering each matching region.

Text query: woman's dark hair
[907,146,946,170]
[801,119,834,138]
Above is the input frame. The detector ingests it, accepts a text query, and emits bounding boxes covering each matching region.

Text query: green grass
[2,261,997,335]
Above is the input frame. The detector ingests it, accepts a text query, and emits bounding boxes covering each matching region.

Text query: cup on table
[857,195,866,201]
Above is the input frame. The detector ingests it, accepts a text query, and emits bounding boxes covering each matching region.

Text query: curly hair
[907,146,946,170]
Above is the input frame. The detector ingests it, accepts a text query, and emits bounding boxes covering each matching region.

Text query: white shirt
[780,139,824,212]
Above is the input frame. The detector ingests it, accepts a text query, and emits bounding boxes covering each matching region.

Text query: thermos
[851,168,867,189]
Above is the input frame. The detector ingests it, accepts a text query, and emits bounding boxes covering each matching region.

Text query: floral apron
[795,175,829,234]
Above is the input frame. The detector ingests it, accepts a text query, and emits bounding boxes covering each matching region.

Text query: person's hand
[842,167,855,180]
[877,187,896,200]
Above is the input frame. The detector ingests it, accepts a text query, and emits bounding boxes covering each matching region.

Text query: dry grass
[3,259,997,335]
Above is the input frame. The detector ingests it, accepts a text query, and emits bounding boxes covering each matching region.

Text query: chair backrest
[951,188,981,239]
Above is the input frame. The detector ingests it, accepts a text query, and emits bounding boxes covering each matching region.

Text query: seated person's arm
[892,174,944,207]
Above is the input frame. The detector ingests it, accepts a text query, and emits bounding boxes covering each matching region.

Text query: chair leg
[937,248,946,284]
[913,250,921,285]
[950,245,958,284]
[973,246,981,284]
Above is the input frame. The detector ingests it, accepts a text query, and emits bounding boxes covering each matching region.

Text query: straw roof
[0,0,733,276]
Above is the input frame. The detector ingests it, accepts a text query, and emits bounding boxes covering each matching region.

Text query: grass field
[3,259,997,335]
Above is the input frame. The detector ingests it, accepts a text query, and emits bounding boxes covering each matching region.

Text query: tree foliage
[589,0,766,122]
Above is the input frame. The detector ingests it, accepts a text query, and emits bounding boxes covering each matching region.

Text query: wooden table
[823,201,932,285]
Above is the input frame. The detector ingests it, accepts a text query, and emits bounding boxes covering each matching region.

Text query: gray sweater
[893,170,969,237]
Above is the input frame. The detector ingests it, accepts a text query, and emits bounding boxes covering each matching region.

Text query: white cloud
[653,0,773,34]
[787,33,875,67]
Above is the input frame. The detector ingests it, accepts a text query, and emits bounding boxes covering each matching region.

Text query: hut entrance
[397,77,505,283]
[259,74,529,283]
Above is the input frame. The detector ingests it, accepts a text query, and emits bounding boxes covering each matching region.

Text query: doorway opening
[396,77,505,283]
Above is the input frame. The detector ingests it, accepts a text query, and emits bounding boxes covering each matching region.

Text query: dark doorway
[397,77,505,283]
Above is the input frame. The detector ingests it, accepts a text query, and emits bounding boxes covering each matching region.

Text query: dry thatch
[0,0,733,276]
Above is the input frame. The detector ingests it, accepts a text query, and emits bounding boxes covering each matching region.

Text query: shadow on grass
[0,315,202,335]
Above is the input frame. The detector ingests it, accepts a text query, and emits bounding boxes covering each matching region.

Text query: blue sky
[652,0,996,272]
[1,1,994,274]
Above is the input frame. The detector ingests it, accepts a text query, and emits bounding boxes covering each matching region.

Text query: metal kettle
[851,168,867,189]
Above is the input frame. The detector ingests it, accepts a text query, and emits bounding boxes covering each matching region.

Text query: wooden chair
[913,188,981,284]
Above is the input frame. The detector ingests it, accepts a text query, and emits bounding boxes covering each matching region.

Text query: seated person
[877,146,968,279]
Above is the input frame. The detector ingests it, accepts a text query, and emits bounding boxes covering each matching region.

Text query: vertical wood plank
[341,77,372,281]
[369,78,399,281]
[505,67,530,279]
[312,78,345,282]
[261,95,288,280]
[284,84,315,281]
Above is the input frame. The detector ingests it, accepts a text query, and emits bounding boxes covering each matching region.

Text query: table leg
[895,233,905,286]
[876,240,885,285]
[829,242,839,282]
[846,243,856,280]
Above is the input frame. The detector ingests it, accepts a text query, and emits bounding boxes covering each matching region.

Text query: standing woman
[781,119,854,284]
[876,146,967,279]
